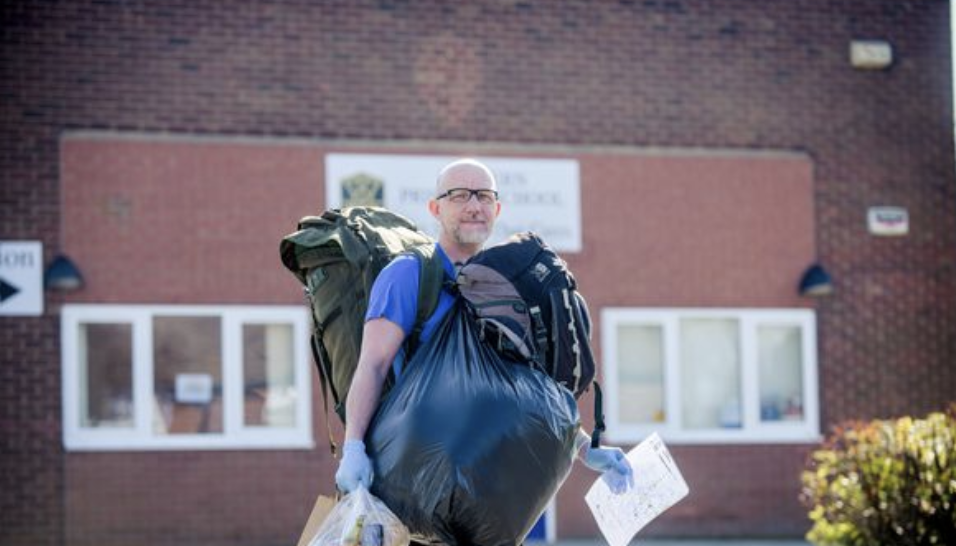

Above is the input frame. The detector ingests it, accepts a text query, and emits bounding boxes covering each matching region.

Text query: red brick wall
[59,137,321,305]
[576,153,815,307]
[63,451,334,546]
[3,0,955,544]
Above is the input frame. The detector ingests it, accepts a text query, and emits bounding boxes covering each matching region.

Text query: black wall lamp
[798,263,833,297]
[45,254,84,292]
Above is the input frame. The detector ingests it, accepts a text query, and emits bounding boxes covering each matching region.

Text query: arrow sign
[0,278,20,302]
[0,241,43,316]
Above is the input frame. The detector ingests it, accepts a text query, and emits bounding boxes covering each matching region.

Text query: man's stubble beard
[443,209,495,247]
[453,225,491,245]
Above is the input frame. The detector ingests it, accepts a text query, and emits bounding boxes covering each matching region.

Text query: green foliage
[800,405,956,546]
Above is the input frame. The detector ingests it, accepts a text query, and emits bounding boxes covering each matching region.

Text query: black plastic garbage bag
[367,303,580,546]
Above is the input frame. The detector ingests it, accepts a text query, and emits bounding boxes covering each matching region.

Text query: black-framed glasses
[435,188,499,205]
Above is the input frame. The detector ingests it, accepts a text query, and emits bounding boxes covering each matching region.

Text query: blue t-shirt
[364,244,457,377]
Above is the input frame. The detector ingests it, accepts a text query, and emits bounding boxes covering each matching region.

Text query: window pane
[758,325,805,422]
[617,324,665,424]
[152,316,222,435]
[680,318,741,429]
[78,323,133,428]
[243,323,297,428]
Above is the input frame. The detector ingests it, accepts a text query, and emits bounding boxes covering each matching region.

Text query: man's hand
[584,445,635,494]
[335,439,373,494]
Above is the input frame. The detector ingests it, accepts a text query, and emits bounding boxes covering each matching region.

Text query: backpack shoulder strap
[404,243,445,352]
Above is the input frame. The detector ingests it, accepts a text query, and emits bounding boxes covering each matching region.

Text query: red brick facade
[2,1,954,545]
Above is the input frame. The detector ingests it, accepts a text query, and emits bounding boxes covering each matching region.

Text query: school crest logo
[341,173,384,207]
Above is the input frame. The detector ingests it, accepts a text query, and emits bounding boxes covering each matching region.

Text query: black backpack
[279,207,445,430]
[455,232,597,399]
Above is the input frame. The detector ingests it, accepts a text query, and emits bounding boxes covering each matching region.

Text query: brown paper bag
[296,493,337,546]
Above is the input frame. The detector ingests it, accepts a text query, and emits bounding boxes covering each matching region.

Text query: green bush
[800,405,956,546]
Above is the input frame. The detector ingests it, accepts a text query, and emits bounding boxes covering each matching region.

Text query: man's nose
[462,193,482,210]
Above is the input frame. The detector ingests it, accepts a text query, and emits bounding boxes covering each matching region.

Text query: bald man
[335,158,632,497]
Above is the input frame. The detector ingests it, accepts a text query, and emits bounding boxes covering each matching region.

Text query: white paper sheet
[584,432,689,546]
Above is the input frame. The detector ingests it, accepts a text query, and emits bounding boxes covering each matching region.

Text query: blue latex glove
[335,439,373,494]
[584,445,635,494]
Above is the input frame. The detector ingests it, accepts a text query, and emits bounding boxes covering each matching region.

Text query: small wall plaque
[867,206,908,236]
[850,40,893,70]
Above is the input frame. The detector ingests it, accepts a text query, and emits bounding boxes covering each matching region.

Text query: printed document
[585,432,689,546]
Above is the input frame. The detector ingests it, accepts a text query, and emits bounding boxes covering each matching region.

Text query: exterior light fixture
[44,254,84,292]
[798,263,833,297]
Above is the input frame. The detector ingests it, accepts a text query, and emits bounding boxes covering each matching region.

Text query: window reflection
[617,324,665,424]
[680,318,741,429]
[243,324,296,428]
[758,326,804,422]
[152,316,222,435]
[78,323,133,428]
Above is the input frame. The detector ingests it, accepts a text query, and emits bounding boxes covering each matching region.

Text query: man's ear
[428,198,441,219]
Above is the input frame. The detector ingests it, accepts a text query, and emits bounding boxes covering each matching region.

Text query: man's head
[428,158,501,256]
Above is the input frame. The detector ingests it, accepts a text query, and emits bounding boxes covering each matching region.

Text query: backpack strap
[528,305,548,370]
[309,332,339,458]
[404,243,445,356]
[303,268,343,458]
[590,381,606,448]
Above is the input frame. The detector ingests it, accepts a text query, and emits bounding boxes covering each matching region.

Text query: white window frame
[61,304,313,451]
[601,308,821,445]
